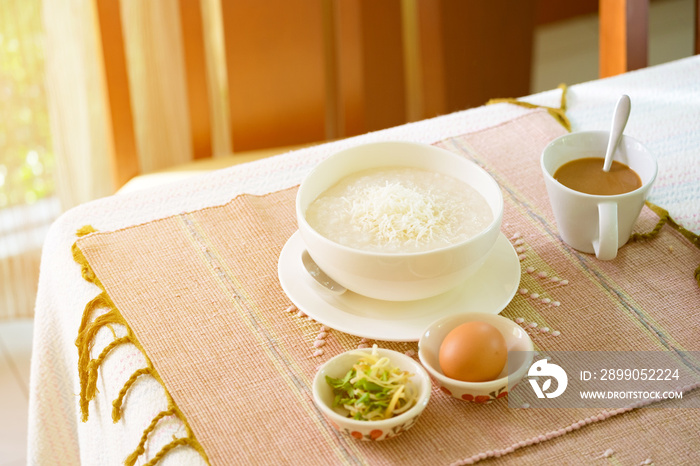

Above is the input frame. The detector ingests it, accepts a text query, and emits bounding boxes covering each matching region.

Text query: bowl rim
[417,313,534,388]
[312,347,431,428]
[296,140,504,258]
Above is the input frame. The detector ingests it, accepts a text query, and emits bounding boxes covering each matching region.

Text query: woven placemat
[75,111,700,465]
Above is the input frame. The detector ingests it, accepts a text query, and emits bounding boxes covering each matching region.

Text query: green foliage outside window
[0,0,54,209]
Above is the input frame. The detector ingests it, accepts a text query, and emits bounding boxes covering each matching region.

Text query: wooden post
[417,0,536,117]
[599,0,648,78]
[179,0,213,160]
[220,0,327,151]
[95,0,140,188]
[695,0,700,54]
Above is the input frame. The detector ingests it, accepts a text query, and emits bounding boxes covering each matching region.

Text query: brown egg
[438,321,507,382]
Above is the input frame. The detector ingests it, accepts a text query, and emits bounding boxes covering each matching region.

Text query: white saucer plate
[278,231,521,342]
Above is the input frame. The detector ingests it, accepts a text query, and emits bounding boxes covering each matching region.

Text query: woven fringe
[630,202,700,288]
[73,226,210,466]
[487,83,571,132]
[143,437,202,466]
[124,407,176,466]
[113,366,156,422]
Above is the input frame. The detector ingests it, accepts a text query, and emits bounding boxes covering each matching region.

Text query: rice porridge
[305,167,493,253]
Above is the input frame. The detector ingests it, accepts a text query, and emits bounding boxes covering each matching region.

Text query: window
[1,0,59,319]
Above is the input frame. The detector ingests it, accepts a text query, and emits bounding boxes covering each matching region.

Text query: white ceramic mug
[541,131,657,260]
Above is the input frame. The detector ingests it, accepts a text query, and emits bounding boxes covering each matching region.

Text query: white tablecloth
[28,56,700,465]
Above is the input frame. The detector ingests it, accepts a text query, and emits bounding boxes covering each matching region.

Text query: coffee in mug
[553,157,642,195]
[541,131,657,260]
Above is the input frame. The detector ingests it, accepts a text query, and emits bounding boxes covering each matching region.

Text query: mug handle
[592,201,618,260]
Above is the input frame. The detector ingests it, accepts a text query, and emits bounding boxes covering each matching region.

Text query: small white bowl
[312,347,431,441]
[297,141,503,301]
[418,313,534,402]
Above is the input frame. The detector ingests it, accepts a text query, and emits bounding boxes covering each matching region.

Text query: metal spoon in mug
[301,249,347,295]
[603,94,631,172]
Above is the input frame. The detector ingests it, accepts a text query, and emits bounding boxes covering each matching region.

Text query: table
[28,56,700,465]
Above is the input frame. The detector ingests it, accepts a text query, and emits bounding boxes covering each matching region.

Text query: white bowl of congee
[296,141,503,301]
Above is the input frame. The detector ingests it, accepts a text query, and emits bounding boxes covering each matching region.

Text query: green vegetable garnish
[325,345,417,421]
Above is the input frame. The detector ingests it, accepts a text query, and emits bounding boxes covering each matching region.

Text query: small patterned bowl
[312,347,431,441]
[418,313,534,403]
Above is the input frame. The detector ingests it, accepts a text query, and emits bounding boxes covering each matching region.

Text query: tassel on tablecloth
[72,226,210,466]
[487,83,571,132]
